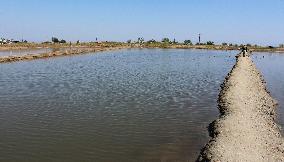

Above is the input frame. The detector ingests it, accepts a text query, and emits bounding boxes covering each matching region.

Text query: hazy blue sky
[0,0,283,45]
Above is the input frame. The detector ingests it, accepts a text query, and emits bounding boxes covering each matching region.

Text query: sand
[197,52,284,161]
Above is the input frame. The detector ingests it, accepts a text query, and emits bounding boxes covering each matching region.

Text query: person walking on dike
[240,45,248,57]
[240,45,245,57]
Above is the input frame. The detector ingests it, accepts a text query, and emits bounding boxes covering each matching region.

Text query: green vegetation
[147,39,157,44]
[137,37,144,44]
[60,40,66,44]
[184,40,192,45]
[161,38,170,43]
[206,41,215,45]
[52,37,67,44]
[51,37,59,43]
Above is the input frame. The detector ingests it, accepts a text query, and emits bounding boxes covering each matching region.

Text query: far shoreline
[1,42,284,64]
[1,42,283,54]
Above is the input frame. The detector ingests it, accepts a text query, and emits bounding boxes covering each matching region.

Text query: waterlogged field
[0,49,236,162]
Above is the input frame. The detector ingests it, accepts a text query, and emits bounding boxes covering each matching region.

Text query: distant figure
[245,45,248,52]
[240,45,248,57]
[240,45,246,57]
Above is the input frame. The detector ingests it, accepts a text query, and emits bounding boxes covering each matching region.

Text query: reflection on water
[0,49,235,162]
[0,48,52,57]
[252,53,284,132]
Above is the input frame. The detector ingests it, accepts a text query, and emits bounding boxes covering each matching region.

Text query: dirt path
[197,52,284,161]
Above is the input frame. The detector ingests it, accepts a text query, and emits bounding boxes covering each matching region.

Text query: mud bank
[197,53,284,161]
[0,46,129,63]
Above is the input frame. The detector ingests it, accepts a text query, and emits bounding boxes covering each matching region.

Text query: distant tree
[60,39,66,44]
[206,41,214,45]
[229,43,233,46]
[147,39,156,43]
[52,37,59,43]
[246,43,252,47]
[222,42,228,46]
[184,40,192,45]
[137,37,144,44]
[127,40,132,44]
[279,44,284,48]
[77,40,80,44]
[162,38,170,43]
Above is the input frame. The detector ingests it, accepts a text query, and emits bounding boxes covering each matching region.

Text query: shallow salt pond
[0,49,236,162]
[252,53,284,132]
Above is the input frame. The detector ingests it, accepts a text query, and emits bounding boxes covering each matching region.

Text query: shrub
[161,38,170,43]
[206,41,214,45]
[52,37,59,43]
[147,39,157,43]
[184,40,192,45]
[60,40,66,44]
[137,37,144,44]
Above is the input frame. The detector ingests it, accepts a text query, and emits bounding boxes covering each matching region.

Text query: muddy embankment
[197,52,284,161]
[0,46,130,63]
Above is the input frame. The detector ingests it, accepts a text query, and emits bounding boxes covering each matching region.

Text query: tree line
[127,38,216,46]
[43,37,284,48]
[127,38,284,48]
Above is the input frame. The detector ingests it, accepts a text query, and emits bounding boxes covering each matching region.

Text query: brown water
[252,53,284,131]
[0,49,236,162]
[0,48,52,57]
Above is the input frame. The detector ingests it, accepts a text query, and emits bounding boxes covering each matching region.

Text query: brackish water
[0,49,236,162]
[253,53,284,131]
[0,48,52,57]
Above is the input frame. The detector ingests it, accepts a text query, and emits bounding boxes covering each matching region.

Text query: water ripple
[0,49,236,162]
